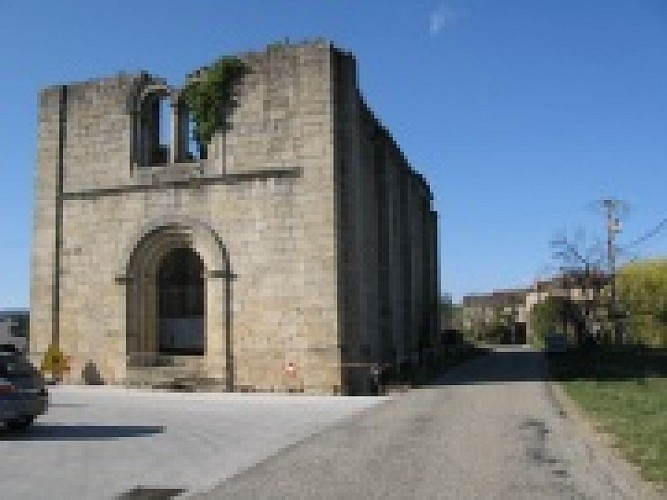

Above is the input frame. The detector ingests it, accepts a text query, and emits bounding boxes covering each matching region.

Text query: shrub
[40,343,70,381]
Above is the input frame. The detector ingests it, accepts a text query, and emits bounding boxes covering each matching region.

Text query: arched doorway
[157,247,205,355]
[122,222,233,389]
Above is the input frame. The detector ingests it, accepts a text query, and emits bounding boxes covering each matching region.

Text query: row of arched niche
[129,77,206,167]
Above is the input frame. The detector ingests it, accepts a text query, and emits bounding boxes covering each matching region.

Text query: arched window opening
[140,92,172,166]
[157,247,205,355]
[158,97,171,157]
[186,112,206,161]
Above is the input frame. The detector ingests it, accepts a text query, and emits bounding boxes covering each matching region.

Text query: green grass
[549,348,667,486]
[562,378,667,485]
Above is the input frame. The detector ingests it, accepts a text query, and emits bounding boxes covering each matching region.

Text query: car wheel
[6,416,34,432]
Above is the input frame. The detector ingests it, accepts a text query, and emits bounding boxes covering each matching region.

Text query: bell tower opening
[187,112,206,160]
[157,247,205,355]
[138,90,172,166]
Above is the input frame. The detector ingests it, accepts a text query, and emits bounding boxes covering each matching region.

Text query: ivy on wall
[181,56,245,153]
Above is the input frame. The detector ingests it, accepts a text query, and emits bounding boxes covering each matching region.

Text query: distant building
[462,289,529,344]
[0,309,30,353]
[462,270,609,344]
[525,270,609,342]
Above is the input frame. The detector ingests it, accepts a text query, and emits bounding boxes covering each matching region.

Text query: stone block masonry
[31,40,439,395]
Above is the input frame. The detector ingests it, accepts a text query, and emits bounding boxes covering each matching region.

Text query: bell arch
[129,78,191,166]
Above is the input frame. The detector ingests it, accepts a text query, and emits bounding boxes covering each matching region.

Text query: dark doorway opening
[157,247,205,355]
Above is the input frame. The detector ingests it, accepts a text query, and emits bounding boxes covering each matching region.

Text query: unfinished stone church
[31,40,438,395]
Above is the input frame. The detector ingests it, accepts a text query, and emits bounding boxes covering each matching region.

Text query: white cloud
[429,2,467,37]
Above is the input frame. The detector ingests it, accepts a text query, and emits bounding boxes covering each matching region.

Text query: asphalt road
[199,346,661,500]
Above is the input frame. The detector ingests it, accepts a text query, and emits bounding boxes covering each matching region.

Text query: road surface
[199,346,660,499]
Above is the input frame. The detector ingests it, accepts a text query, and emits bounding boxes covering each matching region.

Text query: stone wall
[331,48,439,393]
[31,40,437,394]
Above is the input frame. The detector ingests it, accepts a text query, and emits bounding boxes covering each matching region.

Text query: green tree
[530,296,582,346]
[615,259,667,347]
[439,294,461,329]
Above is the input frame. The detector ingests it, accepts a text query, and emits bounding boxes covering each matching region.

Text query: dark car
[0,345,48,431]
[544,333,568,356]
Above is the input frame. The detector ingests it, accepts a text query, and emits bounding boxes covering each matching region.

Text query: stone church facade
[31,40,438,395]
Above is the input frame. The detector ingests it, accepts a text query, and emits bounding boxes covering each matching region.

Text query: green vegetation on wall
[181,56,245,154]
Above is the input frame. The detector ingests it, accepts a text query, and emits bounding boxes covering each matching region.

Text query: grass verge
[548,347,666,487]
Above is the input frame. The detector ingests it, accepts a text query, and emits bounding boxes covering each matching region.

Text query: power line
[622,217,667,250]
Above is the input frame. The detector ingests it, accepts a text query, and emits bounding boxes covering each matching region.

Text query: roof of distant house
[0,309,29,320]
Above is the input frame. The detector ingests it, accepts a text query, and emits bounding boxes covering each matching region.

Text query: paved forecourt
[0,386,387,499]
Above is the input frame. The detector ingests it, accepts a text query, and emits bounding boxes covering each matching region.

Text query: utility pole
[602,199,622,344]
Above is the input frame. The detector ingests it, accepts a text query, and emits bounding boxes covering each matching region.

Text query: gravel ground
[198,346,662,499]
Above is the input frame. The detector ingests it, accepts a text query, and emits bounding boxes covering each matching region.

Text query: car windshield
[0,354,35,378]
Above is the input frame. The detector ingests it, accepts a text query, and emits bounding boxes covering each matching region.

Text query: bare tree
[549,231,609,345]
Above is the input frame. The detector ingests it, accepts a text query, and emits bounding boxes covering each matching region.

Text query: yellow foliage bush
[40,343,70,381]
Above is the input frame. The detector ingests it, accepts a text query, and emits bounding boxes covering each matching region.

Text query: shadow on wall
[81,360,105,385]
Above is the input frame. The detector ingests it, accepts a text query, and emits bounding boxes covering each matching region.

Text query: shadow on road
[418,346,667,387]
[0,424,164,441]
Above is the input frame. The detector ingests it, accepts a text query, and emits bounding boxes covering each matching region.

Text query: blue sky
[1,0,666,307]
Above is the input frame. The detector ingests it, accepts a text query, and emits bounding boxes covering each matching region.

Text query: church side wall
[333,50,438,392]
[332,50,366,393]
